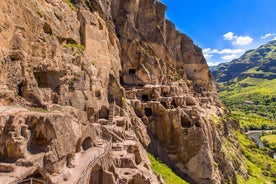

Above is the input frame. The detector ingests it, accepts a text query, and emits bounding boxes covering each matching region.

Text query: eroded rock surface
[0,0,246,183]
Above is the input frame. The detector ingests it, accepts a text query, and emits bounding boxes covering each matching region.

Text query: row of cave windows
[144,107,200,128]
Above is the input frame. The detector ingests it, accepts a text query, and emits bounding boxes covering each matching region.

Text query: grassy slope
[148,153,188,184]
[219,78,276,127]
[261,134,276,150]
[235,131,276,183]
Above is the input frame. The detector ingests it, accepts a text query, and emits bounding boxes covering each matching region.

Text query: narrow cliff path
[52,141,111,184]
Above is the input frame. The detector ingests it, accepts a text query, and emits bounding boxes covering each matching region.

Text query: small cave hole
[145,108,153,117]
[195,122,201,128]
[95,90,101,99]
[99,106,109,119]
[171,100,177,108]
[120,76,124,84]
[17,82,24,97]
[43,23,52,35]
[181,116,192,128]
[142,94,149,101]
[82,137,93,151]
[128,69,136,75]
[162,91,170,97]
[161,102,168,109]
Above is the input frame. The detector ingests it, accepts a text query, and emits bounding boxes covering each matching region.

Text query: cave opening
[34,71,63,92]
[181,116,192,128]
[128,69,136,75]
[142,94,149,101]
[171,99,177,108]
[195,121,201,128]
[20,170,45,183]
[145,108,153,117]
[17,82,24,97]
[161,102,168,109]
[82,137,93,151]
[95,90,101,99]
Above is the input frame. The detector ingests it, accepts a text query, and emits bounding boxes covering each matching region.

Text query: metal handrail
[18,177,46,184]
[76,139,112,184]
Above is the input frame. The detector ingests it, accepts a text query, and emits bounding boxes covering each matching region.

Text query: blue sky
[160,0,276,66]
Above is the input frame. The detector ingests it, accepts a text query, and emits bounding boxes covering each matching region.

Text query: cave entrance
[181,116,192,128]
[17,82,24,97]
[34,71,64,92]
[171,100,177,108]
[161,102,168,109]
[195,121,201,128]
[28,119,56,154]
[89,166,104,184]
[18,170,45,184]
[128,69,136,75]
[142,94,149,101]
[99,106,109,119]
[82,137,93,151]
[145,108,153,117]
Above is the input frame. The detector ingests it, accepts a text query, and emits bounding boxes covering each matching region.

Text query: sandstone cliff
[0,0,246,183]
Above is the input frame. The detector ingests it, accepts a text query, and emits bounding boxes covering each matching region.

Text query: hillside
[212,41,276,124]
[0,0,248,184]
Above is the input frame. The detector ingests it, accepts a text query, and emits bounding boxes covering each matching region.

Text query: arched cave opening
[34,71,63,92]
[99,106,109,119]
[128,69,136,75]
[171,99,177,108]
[95,90,101,99]
[17,82,24,97]
[181,116,192,128]
[82,137,93,151]
[28,119,56,154]
[142,94,149,101]
[161,101,168,109]
[145,108,153,117]
[195,121,201,128]
[20,170,45,182]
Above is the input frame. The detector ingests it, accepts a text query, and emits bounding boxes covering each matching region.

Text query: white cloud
[203,48,245,55]
[207,61,222,66]
[221,54,238,61]
[233,36,253,45]
[261,33,276,39]
[203,48,211,53]
[223,32,235,40]
[223,32,253,46]
[273,37,276,40]
[203,54,213,59]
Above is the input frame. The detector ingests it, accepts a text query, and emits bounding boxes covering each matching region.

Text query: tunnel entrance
[82,137,93,151]
[145,108,153,117]
[181,116,192,128]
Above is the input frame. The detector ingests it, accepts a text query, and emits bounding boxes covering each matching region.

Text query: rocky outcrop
[0,0,246,183]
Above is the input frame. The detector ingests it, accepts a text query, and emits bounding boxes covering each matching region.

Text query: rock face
[0,0,245,183]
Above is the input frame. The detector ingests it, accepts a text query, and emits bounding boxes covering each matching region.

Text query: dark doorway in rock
[142,94,149,101]
[17,82,24,97]
[171,99,177,108]
[99,106,109,119]
[195,122,201,128]
[161,102,168,109]
[95,90,101,99]
[19,170,45,183]
[129,69,136,75]
[82,137,93,151]
[145,108,153,117]
[34,71,63,91]
[28,119,56,154]
[181,116,192,128]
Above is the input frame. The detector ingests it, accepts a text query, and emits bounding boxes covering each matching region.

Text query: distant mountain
[212,40,276,121]
[212,40,276,82]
